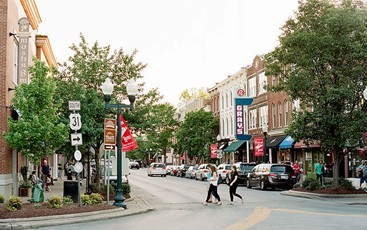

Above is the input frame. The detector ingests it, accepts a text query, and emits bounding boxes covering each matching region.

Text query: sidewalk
[1,178,153,230]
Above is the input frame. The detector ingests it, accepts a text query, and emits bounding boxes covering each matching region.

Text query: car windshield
[225,165,231,170]
[154,164,165,168]
[271,166,292,173]
[240,164,255,171]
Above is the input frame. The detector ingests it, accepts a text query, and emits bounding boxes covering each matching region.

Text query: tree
[55,34,146,190]
[265,0,367,187]
[179,87,209,102]
[3,59,68,164]
[176,109,218,163]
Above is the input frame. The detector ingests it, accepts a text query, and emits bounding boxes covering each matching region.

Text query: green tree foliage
[176,109,218,163]
[55,34,146,189]
[3,59,68,164]
[179,87,209,102]
[265,0,367,187]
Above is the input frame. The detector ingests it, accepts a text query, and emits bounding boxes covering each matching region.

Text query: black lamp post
[101,77,138,208]
[262,125,268,163]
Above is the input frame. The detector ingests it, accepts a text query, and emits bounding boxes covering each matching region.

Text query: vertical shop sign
[18,17,31,85]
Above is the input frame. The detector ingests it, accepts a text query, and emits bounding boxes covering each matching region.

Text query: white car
[195,164,214,181]
[147,163,167,177]
[129,161,139,169]
[217,164,232,180]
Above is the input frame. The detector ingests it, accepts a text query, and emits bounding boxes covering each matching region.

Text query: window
[258,72,267,95]
[292,99,300,111]
[259,105,268,128]
[249,109,257,129]
[278,102,282,128]
[221,95,224,109]
[272,103,276,128]
[284,100,289,126]
[248,77,256,97]
[230,91,233,106]
[225,93,228,108]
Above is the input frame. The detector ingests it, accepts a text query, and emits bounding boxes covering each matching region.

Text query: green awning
[223,140,247,152]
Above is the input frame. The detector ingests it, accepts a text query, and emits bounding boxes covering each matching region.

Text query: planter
[19,187,31,197]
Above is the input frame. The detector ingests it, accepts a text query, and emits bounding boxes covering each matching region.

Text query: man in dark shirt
[41,160,51,191]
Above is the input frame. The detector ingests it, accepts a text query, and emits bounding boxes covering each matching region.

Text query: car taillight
[152,167,156,170]
[290,173,296,178]
[163,167,166,170]
[223,170,227,174]
[268,173,276,177]
[204,169,208,172]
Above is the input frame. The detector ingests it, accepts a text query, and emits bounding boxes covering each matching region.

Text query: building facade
[0,0,57,197]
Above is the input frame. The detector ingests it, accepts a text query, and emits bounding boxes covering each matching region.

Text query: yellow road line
[273,208,367,218]
[226,206,272,230]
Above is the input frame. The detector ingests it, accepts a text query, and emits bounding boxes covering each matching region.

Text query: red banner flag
[210,144,218,159]
[120,114,138,152]
[254,137,264,157]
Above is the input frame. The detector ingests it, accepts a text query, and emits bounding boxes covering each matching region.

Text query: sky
[36,0,299,106]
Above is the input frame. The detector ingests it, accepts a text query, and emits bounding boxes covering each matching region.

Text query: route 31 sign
[69,113,82,131]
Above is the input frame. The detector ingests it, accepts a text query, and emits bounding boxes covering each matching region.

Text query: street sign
[69,113,82,131]
[74,150,82,161]
[104,118,116,150]
[68,101,81,111]
[104,145,116,151]
[74,162,83,173]
[71,133,83,146]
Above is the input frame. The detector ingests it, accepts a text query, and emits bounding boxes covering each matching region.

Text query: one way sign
[71,133,83,146]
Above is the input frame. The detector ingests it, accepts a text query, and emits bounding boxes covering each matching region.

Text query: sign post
[69,101,83,207]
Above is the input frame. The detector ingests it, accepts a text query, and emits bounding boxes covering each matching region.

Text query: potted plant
[19,180,32,197]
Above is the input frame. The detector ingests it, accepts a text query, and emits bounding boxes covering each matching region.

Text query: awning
[294,140,320,149]
[279,135,295,149]
[223,140,247,152]
[266,135,287,148]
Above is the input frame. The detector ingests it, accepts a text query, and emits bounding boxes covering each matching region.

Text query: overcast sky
[36,0,298,106]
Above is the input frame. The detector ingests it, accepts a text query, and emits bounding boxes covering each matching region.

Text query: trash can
[63,181,78,203]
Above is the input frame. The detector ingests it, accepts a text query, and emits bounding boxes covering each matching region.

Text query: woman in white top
[203,164,222,206]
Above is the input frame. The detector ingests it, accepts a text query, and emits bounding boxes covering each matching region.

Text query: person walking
[203,164,221,206]
[314,160,323,185]
[41,159,51,191]
[228,165,243,205]
[357,160,367,189]
[292,161,301,182]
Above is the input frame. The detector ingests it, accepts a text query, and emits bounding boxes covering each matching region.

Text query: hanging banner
[210,144,218,159]
[254,137,264,157]
[120,114,138,152]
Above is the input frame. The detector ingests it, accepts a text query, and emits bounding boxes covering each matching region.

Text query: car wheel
[164,175,166,177]
[201,175,204,181]
[260,180,266,190]
[246,179,252,188]
[195,175,198,180]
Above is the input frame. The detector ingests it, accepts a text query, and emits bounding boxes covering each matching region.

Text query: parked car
[195,164,215,181]
[217,164,232,180]
[147,163,167,177]
[129,161,140,169]
[185,165,198,179]
[232,162,257,185]
[246,163,296,190]
[177,164,191,177]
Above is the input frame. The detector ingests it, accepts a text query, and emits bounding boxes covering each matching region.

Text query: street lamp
[101,77,138,208]
[262,124,268,163]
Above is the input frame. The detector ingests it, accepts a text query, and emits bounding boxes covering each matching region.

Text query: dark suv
[177,164,191,177]
[231,162,257,185]
[246,163,296,190]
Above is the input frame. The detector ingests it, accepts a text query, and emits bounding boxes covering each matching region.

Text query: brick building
[0,0,57,197]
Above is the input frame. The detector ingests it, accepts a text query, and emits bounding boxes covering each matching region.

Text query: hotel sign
[18,17,30,85]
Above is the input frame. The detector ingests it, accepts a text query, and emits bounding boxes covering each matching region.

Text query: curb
[281,189,367,199]
[0,196,154,230]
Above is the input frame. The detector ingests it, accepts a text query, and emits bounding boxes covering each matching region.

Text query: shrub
[90,193,103,204]
[122,182,130,195]
[306,181,320,191]
[81,194,92,205]
[339,178,355,190]
[8,196,22,211]
[302,177,317,188]
[103,184,116,195]
[48,196,63,209]
[0,194,4,204]
[63,196,73,205]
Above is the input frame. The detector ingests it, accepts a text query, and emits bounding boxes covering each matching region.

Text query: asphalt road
[40,168,367,230]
